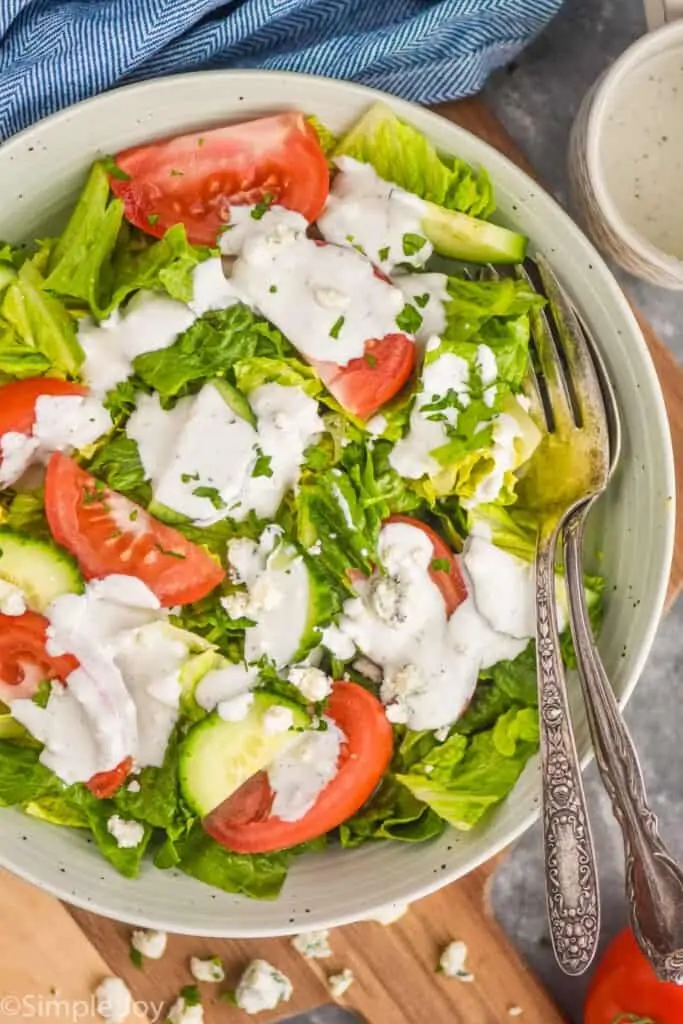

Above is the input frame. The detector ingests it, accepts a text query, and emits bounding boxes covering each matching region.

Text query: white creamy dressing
[10,576,191,783]
[392,272,449,346]
[335,522,531,731]
[0,395,111,487]
[226,205,407,365]
[127,381,321,525]
[225,530,310,667]
[79,256,237,395]
[268,718,344,821]
[389,343,471,480]
[194,662,257,713]
[317,156,432,272]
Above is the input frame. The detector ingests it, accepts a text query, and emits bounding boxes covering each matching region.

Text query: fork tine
[518,261,575,435]
[535,256,610,450]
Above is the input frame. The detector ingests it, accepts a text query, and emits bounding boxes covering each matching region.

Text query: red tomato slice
[44,454,225,607]
[384,515,467,617]
[0,377,86,463]
[86,757,134,799]
[0,610,78,702]
[110,112,330,246]
[313,334,416,420]
[204,682,393,854]
[585,927,683,1024]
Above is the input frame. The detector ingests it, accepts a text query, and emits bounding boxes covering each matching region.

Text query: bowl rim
[584,20,683,279]
[0,67,676,934]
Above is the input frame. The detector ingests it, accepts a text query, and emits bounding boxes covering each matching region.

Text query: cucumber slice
[179,692,308,816]
[179,649,226,722]
[0,528,83,611]
[421,202,527,265]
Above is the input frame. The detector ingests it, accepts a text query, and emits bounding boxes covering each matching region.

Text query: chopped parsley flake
[378,246,390,262]
[169,168,184,178]
[181,471,200,483]
[192,485,226,510]
[250,193,275,220]
[402,232,428,257]
[269,284,278,293]
[180,985,202,1007]
[128,509,139,523]
[147,213,160,226]
[155,543,186,559]
[396,303,423,335]
[414,293,430,308]
[252,452,273,479]
[129,946,143,969]
[365,353,378,369]
[430,558,451,573]
[101,156,130,181]
[329,315,345,339]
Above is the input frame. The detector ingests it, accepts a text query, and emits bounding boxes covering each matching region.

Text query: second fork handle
[536,523,600,975]
[564,508,683,984]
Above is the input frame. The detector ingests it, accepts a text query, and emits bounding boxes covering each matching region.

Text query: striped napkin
[0,0,562,141]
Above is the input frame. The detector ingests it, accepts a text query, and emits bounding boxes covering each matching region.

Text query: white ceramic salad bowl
[0,70,675,936]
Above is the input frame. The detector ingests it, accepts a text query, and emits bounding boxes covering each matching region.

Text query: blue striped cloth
[0,0,562,143]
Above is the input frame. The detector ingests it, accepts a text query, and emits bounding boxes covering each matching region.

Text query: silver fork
[556,293,683,984]
[511,256,607,976]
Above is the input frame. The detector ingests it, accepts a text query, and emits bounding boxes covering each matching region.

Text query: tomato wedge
[385,515,467,617]
[44,454,225,607]
[313,333,416,421]
[0,610,78,702]
[0,612,131,796]
[0,378,86,438]
[204,682,393,853]
[585,927,683,1024]
[110,112,330,246]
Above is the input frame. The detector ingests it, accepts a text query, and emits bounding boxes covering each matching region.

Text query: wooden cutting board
[0,97,681,1024]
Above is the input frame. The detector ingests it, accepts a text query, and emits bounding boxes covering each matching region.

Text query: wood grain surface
[0,97,681,1024]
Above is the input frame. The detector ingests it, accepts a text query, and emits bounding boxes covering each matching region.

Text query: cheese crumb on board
[95,977,132,1023]
[235,959,293,1015]
[328,968,354,998]
[131,929,167,960]
[189,956,225,982]
[439,940,475,981]
[291,929,332,959]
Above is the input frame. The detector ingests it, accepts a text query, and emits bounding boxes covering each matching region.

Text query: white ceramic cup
[569,6,683,288]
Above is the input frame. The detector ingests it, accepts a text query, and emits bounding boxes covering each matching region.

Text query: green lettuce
[1,259,83,377]
[0,490,50,539]
[43,163,209,319]
[165,822,294,900]
[306,115,338,157]
[233,355,321,397]
[0,740,62,806]
[335,103,494,218]
[85,435,151,506]
[339,776,444,848]
[296,467,377,582]
[112,733,180,832]
[134,306,293,402]
[397,707,539,831]
[65,786,152,878]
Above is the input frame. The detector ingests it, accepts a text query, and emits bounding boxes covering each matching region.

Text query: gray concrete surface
[485,2,683,1021]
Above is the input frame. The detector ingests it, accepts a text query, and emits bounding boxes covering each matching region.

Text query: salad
[0,103,603,899]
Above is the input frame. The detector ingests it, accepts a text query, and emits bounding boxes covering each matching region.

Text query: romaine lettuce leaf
[335,103,494,218]
[112,732,180,831]
[233,354,321,397]
[397,708,539,831]
[2,259,83,377]
[306,115,338,157]
[0,321,51,379]
[133,306,293,402]
[295,467,377,583]
[65,786,151,878]
[0,490,50,539]
[339,776,444,848]
[43,162,123,316]
[43,163,208,319]
[167,822,293,900]
[0,740,62,805]
[24,795,89,828]
[85,435,151,506]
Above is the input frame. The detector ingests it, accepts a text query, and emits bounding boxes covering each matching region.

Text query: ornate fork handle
[564,508,683,984]
[536,524,600,975]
